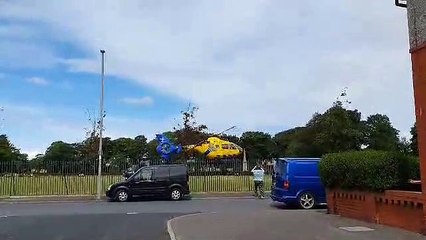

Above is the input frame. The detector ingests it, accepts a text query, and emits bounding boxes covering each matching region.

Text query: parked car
[106,164,190,202]
[270,158,326,209]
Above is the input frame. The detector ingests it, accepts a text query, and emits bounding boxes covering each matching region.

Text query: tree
[173,104,208,146]
[109,136,148,168]
[410,122,418,156]
[363,114,399,151]
[0,134,28,173]
[44,141,78,173]
[0,134,16,162]
[134,135,148,158]
[283,127,321,157]
[398,137,412,155]
[29,154,45,172]
[309,102,364,155]
[75,109,110,173]
[273,127,306,157]
[240,131,274,160]
[147,139,159,159]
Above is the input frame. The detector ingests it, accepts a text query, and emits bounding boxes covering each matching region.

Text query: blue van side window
[291,162,319,176]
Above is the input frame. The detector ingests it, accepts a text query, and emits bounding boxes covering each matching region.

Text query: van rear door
[273,159,288,190]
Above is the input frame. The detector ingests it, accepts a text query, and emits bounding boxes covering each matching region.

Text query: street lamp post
[97,49,106,200]
[395,0,407,8]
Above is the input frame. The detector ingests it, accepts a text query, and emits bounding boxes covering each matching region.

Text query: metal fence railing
[0,158,273,197]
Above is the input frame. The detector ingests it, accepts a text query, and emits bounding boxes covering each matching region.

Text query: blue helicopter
[155,134,182,162]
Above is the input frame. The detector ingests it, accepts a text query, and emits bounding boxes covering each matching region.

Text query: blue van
[270,158,326,209]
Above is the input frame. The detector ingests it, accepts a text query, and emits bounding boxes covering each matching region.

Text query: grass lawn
[0,175,272,196]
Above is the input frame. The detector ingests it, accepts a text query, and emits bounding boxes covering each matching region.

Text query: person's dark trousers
[254,180,264,198]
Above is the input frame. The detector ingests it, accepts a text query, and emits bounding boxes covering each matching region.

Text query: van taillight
[283,180,290,190]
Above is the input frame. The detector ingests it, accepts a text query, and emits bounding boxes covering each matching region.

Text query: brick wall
[412,40,426,195]
[327,190,424,234]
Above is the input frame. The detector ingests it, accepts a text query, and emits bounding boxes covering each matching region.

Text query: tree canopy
[0,99,419,175]
[363,114,399,151]
[410,123,418,156]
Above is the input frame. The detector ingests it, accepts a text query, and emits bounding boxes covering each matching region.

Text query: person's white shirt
[251,166,265,182]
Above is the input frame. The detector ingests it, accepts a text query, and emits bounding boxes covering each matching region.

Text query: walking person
[251,163,265,199]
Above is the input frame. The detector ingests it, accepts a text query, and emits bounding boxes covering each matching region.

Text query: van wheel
[170,188,182,201]
[298,192,315,209]
[115,189,129,202]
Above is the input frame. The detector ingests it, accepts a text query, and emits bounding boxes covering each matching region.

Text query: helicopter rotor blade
[183,126,238,152]
[215,126,237,136]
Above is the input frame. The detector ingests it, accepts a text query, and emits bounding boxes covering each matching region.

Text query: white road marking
[0,215,8,218]
[167,212,216,240]
[339,226,375,232]
[126,212,138,215]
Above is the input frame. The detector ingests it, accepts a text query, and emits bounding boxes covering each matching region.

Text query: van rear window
[274,160,287,175]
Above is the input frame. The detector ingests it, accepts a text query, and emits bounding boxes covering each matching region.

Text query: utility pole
[97,49,106,200]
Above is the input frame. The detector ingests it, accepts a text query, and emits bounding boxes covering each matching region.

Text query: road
[0,197,269,240]
[1,198,424,240]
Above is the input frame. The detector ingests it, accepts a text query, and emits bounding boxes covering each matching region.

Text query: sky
[0,0,415,158]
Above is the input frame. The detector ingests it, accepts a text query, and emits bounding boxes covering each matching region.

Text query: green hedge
[319,150,420,192]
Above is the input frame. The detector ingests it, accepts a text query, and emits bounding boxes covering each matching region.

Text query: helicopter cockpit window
[222,144,229,149]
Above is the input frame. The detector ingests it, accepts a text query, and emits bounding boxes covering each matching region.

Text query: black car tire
[115,189,129,202]
[298,192,316,209]
[170,188,182,201]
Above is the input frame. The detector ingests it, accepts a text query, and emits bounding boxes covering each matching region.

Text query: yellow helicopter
[184,137,243,160]
[183,126,243,160]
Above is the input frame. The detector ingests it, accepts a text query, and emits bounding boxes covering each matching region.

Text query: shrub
[319,150,420,192]
[407,156,420,180]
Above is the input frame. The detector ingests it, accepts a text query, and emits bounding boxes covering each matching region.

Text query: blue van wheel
[298,192,316,209]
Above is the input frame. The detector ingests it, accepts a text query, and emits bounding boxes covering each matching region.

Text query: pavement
[168,202,426,240]
[0,197,425,240]
[0,192,254,203]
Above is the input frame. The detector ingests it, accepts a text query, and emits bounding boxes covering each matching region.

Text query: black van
[106,164,190,202]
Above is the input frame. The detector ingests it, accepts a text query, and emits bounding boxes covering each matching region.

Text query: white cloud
[26,77,49,86]
[0,103,83,154]
[0,23,40,39]
[120,96,154,106]
[0,41,57,69]
[105,115,176,140]
[0,0,416,139]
